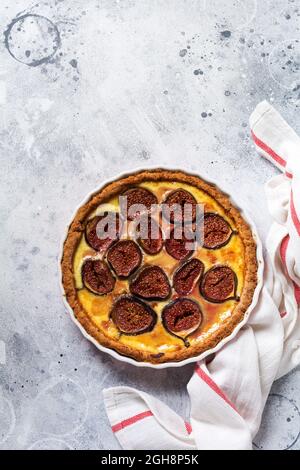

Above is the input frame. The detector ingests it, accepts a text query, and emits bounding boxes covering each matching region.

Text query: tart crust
[61,169,257,364]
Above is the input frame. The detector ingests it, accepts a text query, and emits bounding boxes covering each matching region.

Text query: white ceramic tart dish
[60,168,263,368]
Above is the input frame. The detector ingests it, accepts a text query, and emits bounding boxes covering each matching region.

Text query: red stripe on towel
[112,410,153,432]
[280,235,290,274]
[290,190,300,236]
[112,410,192,436]
[280,235,300,306]
[294,284,300,305]
[195,365,238,413]
[251,130,287,168]
[185,421,192,435]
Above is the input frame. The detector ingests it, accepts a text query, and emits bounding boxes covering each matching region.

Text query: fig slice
[137,217,163,255]
[162,298,202,344]
[123,187,158,220]
[163,189,197,224]
[110,296,157,335]
[203,213,233,249]
[130,265,171,300]
[82,259,115,295]
[173,258,204,295]
[165,227,195,260]
[107,240,142,277]
[200,265,238,303]
[85,212,121,252]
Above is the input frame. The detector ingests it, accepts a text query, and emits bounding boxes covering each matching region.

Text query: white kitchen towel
[103,101,300,450]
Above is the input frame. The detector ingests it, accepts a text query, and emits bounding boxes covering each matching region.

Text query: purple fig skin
[110,296,157,335]
[107,240,142,278]
[173,258,204,295]
[82,259,115,295]
[130,265,171,300]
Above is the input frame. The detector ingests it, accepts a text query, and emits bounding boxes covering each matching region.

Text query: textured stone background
[0,0,300,450]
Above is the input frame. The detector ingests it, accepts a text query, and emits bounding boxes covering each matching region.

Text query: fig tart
[61,169,257,364]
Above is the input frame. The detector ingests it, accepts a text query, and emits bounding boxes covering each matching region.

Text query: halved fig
[163,189,197,224]
[110,296,157,335]
[173,258,204,295]
[82,259,115,295]
[123,187,158,220]
[200,265,238,303]
[165,227,195,260]
[107,240,142,277]
[162,299,202,343]
[130,265,171,300]
[85,212,121,252]
[203,213,233,249]
[137,217,163,255]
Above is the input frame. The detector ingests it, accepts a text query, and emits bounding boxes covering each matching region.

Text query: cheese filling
[73,181,245,354]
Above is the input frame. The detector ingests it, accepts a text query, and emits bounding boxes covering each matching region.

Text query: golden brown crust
[61,169,257,364]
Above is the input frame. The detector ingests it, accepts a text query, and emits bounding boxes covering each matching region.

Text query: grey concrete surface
[0,0,300,450]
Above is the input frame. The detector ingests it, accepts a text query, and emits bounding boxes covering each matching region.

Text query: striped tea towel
[103,101,300,450]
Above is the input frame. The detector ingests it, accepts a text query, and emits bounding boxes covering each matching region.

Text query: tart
[61,169,257,364]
